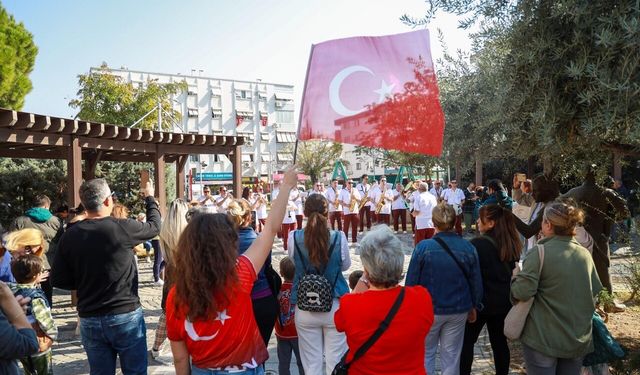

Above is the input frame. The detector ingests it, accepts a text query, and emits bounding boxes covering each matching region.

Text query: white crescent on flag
[329,65,373,116]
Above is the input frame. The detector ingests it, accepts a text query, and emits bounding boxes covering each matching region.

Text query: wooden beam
[14,112,35,130]
[170,133,183,144]
[115,127,131,140]
[48,118,65,133]
[0,110,17,127]
[129,128,142,141]
[183,134,195,145]
[231,145,242,198]
[151,131,163,143]
[76,121,91,135]
[67,137,82,208]
[103,125,118,138]
[154,145,167,215]
[62,119,79,134]
[99,153,155,163]
[0,128,70,146]
[176,155,188,200]
[0,147,65,159]
[140,130,153,142]
[31,115,51,132]
[161,133,173,144]
[214,135,225,146]
[86,123,105,137]
[78,137,158,154]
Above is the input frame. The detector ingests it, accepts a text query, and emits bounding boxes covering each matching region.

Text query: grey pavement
[52,229,595,374]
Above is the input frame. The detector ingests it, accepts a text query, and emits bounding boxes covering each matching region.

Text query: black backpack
[295,231,340,312]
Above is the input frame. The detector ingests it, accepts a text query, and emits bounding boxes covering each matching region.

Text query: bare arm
[170,340,191,375]
[244,166,298,274]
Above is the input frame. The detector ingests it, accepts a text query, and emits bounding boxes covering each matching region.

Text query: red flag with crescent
[297,30,445,156]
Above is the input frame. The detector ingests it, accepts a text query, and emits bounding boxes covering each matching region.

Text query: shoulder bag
[503,244,545,340]
[433,237,475,301]
[332,287,406,375]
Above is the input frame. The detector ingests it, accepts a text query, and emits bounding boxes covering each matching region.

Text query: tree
[295,141,344,183]
[69,63,185,130]
[0,4,38,110]
[403,0,640,181]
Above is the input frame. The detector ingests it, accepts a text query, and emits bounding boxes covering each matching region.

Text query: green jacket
[511,235,602,359]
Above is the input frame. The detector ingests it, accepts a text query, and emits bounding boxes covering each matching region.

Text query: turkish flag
[298,30,445,156]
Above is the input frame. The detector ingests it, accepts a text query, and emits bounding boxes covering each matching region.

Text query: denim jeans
[191,365,265,375]
[425,313,467,375]
[80,307,147,375]
[522,344,582,375]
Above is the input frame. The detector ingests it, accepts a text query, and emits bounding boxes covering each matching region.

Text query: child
[348,270,364,291]
[275,256,304,375]
[10,254,57,375]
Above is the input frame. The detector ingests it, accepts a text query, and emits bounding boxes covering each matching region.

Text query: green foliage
[403,0,640,182]
[0,159,66,227]
[296,141,344,183]
[0,4,38,110]
[69,63,186,130]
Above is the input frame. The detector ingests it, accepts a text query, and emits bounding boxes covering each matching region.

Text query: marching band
[193,175,462,245]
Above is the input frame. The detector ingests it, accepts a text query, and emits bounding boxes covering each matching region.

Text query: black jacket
[470,235,515,315]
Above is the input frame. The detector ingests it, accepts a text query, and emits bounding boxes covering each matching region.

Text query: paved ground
[49,229,635,374]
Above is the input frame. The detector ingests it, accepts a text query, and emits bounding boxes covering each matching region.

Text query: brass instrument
[349,191,359,211]
[375,194,386,214]
[332,187,340,207]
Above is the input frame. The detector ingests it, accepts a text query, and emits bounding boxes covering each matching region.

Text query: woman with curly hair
[166,167,298,375]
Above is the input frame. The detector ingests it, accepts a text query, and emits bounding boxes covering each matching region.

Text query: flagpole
[294,44,315,165]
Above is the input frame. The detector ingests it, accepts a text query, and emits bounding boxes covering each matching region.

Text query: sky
[4,0,473,119]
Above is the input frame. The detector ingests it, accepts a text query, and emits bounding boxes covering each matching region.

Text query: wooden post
[176,155,188,200]
[154,145,167,215]
[231,145,242,198]
[85,150,103,180]
[613,151,622,181]
[67,137,82,208]
[475,152,483,186]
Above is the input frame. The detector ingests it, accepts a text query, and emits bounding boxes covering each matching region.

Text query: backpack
[295,231,340,312]
[13,286,54,353]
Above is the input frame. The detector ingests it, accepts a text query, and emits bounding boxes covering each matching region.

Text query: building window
[187,89,197,96]
[236,110,253,126]
[211,94,222,108]
[277,152,294,162]
[258,92,267,101]
[235,90,252,100]
[356,162,361,170]
[188,108,198,117]
[211,109,222,119]
[190,154,198,162]
[276,110,294,124]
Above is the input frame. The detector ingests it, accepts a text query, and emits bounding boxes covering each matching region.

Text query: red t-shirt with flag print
[166,255,268,370]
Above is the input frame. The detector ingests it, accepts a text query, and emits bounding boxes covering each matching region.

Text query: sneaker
[394,230,399,234]
[403,231,407,234]
[154,279,165,286]
[151,348,160,359]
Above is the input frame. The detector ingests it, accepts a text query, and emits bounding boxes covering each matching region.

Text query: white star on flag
[373,80,395,103]
[215,309,231,325]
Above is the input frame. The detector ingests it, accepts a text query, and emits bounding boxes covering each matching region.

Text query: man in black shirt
[52,178,160,374]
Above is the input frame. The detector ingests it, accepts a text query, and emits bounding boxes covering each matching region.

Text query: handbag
[332,287,406,375]
[295,231,340,312]
[503,244,545,340]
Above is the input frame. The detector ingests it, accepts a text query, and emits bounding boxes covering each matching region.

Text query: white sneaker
[154,279,165,286]
[403,231,408,234]
[394,230,399,234]
[151,348,160,359]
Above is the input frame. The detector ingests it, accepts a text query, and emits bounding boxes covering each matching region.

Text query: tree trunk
[475,152,483,186]
[612,151,622,181]
[543,157,552,176]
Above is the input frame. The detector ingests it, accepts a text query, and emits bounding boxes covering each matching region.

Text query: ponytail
[303,194,330,267]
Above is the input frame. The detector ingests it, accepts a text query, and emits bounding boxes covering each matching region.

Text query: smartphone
[516,173,527,182]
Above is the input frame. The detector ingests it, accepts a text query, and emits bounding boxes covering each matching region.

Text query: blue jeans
[191,365,265,375]
[80,307,147,375]
[425,313,467,375]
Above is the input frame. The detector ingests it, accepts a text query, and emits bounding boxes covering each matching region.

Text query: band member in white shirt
[367,179,381,223]
[309,182,323,196]
[429,180,445,202]
[412,182,438,245]
[253,185,268,232]
[281,198,298,250]
[442,179,466,235]
[409,180,421,234]
[213,185,232,213]
[339,180,362,243]
[374,177,393,225]
[291,186,304,228]
[325,178,343,230]
[355,174,372,232]
[391,183,408,233]
[197,186,217,213]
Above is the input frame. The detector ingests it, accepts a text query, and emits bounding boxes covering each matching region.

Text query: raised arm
[244,166,298,274]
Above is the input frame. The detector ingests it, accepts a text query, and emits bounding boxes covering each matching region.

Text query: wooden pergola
[0,108,244,213]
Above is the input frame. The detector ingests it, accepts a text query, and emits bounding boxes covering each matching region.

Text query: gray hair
[419,182,428,192]
[359,225,404,288]
[79,178,112,211]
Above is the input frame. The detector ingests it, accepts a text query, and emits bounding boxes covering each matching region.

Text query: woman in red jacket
[335,225,434,374]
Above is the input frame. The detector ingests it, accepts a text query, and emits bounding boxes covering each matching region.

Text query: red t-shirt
[166,255,268,369]
[334,286,434,375]
[274,281,297,339]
